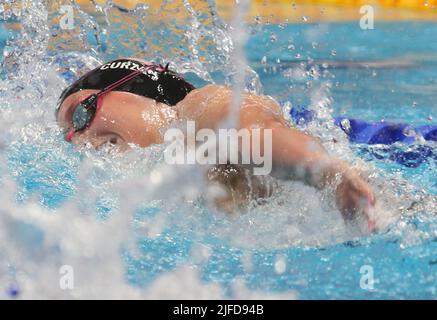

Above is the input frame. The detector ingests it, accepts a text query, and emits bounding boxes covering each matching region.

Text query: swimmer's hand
[335,170,376,232]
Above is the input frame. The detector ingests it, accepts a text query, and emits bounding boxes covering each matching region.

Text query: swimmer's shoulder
[184,84,230,101]
[174,84,230,125]
[176,83,286,128]
[193,84,284,120]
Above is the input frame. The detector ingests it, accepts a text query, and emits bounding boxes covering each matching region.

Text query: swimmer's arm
[264,123,345,188]
[176,84,355,187]
[176,84,376,225]
[260,120,376,227]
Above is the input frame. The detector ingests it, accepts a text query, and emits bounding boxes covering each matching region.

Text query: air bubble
[308,67,318,78]
[261,56,267,65]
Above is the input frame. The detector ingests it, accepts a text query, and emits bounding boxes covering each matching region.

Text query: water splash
[0,0,435,299]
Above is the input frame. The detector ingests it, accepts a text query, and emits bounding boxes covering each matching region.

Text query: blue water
[1,18,436,299]
[249,22,437,125]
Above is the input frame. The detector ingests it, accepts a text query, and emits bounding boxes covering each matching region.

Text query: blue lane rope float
[289,107,436,168]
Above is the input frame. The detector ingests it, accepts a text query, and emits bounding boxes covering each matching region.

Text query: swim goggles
[65,62,169,142]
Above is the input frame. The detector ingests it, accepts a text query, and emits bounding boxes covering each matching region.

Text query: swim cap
[57,58,195,110]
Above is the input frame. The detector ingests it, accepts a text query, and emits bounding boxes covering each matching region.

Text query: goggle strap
[65,128,76,142]
[97,64,153,97]
[96,95,103,111]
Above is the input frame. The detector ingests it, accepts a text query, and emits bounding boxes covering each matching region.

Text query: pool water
[0,2,435,299]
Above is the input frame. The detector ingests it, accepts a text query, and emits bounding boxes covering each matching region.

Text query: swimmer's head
[56,59,194,149]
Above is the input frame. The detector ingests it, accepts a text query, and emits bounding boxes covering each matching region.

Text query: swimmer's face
[57,90,173,150]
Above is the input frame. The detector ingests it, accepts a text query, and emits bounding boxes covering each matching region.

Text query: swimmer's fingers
[336,172,377,232]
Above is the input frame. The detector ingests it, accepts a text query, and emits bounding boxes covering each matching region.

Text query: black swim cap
[57,59,195,110]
